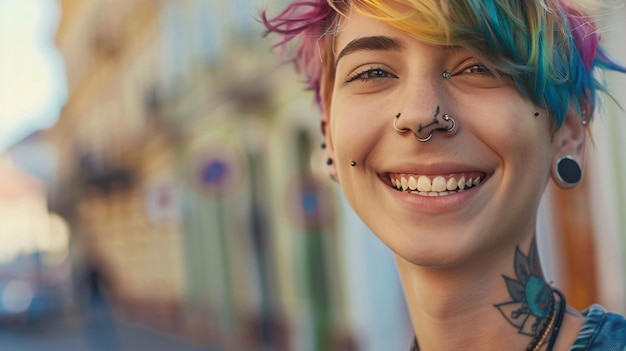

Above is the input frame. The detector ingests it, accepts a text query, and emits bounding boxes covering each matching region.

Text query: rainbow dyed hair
[262,0,625,128]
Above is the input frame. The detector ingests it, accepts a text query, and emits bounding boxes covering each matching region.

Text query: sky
[0,0,67,152]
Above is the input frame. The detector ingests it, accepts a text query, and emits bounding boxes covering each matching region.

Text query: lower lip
[385,181,484,214]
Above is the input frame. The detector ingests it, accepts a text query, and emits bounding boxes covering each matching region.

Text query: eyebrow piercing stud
[442,70,452,79]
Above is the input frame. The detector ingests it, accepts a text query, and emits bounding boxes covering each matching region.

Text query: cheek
[465,93,553,159]
[329,97,390,163]
[467,95,555,190]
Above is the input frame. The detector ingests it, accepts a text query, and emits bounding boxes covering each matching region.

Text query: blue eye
[345,67,396,83]
[368,69,387,78]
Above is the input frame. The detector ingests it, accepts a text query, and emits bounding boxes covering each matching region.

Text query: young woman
[263,1,626,349]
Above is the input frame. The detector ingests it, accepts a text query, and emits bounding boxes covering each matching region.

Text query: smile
[389,173,486,196]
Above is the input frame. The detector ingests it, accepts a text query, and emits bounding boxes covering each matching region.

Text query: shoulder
[570,304,626,350]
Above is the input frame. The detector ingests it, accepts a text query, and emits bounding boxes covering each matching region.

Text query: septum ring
[415,114,455,142]
[393,111,456,142]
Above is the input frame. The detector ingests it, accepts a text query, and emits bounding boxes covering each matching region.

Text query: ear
[550,102,589,189]
[321,115,338,182]
[319,70,339,182]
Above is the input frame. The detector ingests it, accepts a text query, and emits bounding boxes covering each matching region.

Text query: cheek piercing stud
[442,70,452,79]
[350,161,357,167]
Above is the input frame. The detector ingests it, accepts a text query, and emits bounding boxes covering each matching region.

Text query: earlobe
[319,69,339,182]
[321,117,338,182]
[553,155,583,188]
[550,104,589,189]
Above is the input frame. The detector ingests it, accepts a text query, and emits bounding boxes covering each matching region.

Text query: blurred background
[0,0,625,350]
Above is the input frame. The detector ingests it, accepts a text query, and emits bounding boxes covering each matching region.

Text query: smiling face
[324,10,563,266]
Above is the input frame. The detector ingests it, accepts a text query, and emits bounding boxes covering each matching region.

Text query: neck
[397,235,551,351]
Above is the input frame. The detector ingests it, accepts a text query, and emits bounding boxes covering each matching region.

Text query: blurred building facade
[9,0,626,351]
[41,0,411,350]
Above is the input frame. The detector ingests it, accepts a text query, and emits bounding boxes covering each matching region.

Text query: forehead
[334,10,408,59]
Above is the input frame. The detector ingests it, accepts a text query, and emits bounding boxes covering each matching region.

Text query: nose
[393,105,456,142]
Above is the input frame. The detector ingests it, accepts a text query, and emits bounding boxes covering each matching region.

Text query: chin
[382,229,478,268]
[394,247,470,268]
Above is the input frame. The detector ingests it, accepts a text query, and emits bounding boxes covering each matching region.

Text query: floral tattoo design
[494,238,552,336]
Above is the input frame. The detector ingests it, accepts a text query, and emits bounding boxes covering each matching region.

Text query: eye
[345,67,397,83]
[461,63,492,76]
[447,57,507,89]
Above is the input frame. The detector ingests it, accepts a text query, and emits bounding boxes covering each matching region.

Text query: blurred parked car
[0,252,72,325]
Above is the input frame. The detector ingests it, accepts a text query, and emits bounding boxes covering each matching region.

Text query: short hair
[262,0,626,128]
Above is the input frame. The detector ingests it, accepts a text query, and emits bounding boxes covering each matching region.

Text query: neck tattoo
[410,238,566,351]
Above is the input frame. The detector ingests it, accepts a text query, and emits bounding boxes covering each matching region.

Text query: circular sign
[284,174,335,231]
[192,143,246,198]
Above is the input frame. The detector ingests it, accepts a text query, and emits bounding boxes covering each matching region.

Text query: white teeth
[432,176,447,192]
[408,176,418,190]
[457,176,466,190]
[417,176,431,192]
[391,173,484,195]
[447,177,457,191]
[473,176,481,186]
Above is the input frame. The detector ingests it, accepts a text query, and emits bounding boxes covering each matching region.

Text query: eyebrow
[335,36,405,63]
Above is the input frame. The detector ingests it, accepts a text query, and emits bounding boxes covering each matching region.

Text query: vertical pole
[216,192,235,333]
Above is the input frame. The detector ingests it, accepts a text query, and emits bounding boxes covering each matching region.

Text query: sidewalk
[0,316,219,351]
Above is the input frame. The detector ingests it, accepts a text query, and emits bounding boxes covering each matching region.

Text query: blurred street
[0,316,216,351]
